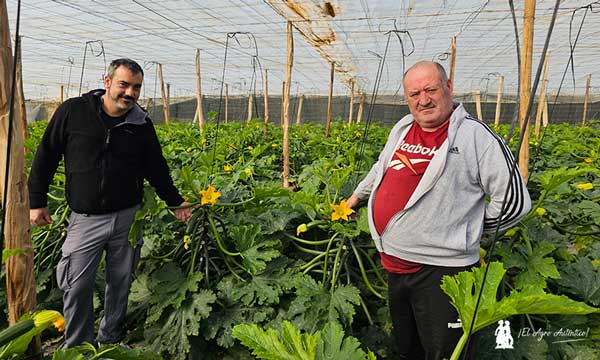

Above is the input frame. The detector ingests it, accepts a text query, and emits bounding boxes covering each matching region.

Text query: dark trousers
[387,264,476,360]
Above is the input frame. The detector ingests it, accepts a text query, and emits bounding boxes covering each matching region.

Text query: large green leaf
[205,302,275,348]
[315,322,371,360]
[145,263,204,324]
[233,321,315,360]
[329,285,362,328]
[440,262,599,360]
[217,257,301,306]
[556,257,600,306]
[285,275,361,333]
[145,290,216,360]
[93,343,163,360]
[474,326,549,360]
[532,167,591,193]
[141,263,215,360]
[557,341,600,360]
[514,241,560,289]
[232,321,376,360]
[51,348,86,360]
[129,273,151,304]
[128,187,163,248]
[576,200,600,225]
[257,208,302,234]
[229,224,280,275]
[290,191,321,219]
[204,258,303,348]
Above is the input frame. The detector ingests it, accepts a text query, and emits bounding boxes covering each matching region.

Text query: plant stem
[291,241,326,255]
[207,213,240,256]
[299,251,328,271]
[330,237,345,293]
[322,233,338,285]
[449,333,468,360]
[358,294,373,326]
[350,240,383,299]
[223,257,245,281]
[283,232,333,246]
[214,195,256,207]
[358,247,386,286]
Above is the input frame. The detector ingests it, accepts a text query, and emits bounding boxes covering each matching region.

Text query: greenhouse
[0,1,599,359]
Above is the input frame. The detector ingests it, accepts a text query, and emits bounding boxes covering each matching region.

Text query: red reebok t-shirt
[373,120,449,273]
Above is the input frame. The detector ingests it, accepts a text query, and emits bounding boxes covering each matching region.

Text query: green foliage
[513,241,561,289]
[52,343,162,360]
[52,348,86,360]
[20,120,600,358]
[139,263,216,360]
[0,310,64,358]
[0,320,34,353]
[1,249,26,264]
[441,262,599,359]
[205,258,303,347]
[283,275,361,333]
[556,257,600,306]
[145,290,215,359]
[232,321,376,360]
[229,223,280,275]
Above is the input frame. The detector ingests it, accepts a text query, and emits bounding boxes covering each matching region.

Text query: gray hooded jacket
[353,103,531,267]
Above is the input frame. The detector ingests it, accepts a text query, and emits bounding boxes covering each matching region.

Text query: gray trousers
[57,205,141,348]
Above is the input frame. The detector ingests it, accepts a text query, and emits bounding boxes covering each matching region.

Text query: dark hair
[107,58,144,79]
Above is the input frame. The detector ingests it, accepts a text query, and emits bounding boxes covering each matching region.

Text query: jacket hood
[83,89,147,125]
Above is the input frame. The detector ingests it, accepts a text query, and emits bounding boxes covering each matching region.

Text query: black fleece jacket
[28,89,184,214]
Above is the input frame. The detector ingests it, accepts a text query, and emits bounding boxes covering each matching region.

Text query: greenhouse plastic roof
[5,0,600,100]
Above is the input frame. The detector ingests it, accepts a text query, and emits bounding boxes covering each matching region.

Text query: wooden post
[282,21,293,188]
[534,55,549,138]
[194,49,205,133]
[542,94,549,127]
[494,75,504,129]
[263,69,269,133]
[582,74,591,126]
[325,62,334,138]
[449,36,457,83]
[15,36,26,140]
[60,85,64,103]
[225,83,229,124]
[246,93,253,122]
[518,0,535,182]
[281,81,285,126]
[296,94,304,125]
[158,63,169,124]
[348,79,354,124]
[474,90,483,121]
[145,97,153,112]
[166,83,170,115]
[357,93,365,124]
[0,0,38,331]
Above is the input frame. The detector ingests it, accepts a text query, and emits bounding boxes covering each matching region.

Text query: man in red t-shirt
[347,61,530,359]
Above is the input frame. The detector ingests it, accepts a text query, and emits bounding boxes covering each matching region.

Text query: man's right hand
[30,208,53,226]
[346,194,361,210]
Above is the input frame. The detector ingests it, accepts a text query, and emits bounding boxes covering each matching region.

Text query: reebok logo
[389,155,430,173]
[449,146,460,154]
[398,141,438,157]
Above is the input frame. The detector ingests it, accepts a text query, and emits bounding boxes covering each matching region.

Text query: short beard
[110,93,135,112]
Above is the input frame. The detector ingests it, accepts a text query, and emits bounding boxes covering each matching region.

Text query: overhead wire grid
[4,0,598,104]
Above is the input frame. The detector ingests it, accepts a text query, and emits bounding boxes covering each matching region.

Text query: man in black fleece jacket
[29,58,191,348]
